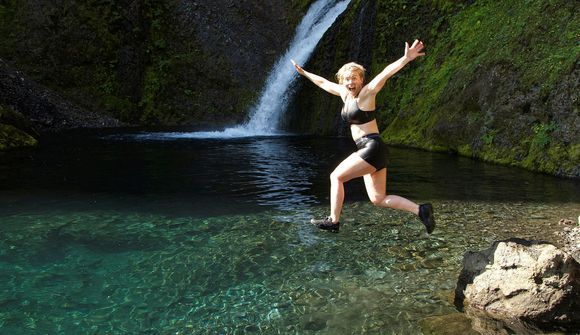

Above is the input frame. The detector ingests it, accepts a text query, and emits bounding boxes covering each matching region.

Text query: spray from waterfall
[171,0,351,139]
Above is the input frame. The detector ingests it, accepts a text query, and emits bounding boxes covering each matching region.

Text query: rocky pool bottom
[1,199,578,334]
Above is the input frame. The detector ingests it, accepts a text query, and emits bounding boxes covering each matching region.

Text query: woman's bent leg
[363,168,419,215]
[363,168,435,233]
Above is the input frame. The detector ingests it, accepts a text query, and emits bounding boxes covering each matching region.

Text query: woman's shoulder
[359,85,376,98]
[357,89,376,109]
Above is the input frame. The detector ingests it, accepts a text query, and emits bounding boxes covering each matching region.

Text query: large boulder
[454,238,580,331]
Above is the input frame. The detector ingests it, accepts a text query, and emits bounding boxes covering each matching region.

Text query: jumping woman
[291,39,435,234]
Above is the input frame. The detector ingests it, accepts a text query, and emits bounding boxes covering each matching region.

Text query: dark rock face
[454,238,580,332]
[175,0,294,85]
[434,60,580,177]
[0,0,304,128]
[0,58,122,132]
[155,0,300,125]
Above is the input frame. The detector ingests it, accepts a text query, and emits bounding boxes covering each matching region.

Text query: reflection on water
[223,137,319,213]
[0,129,579,334]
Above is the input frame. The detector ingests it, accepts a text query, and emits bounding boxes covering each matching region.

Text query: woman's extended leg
[362,168,419,214]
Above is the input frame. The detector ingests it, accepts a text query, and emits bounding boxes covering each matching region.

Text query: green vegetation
[0,105,37,150]
[427,0,578,94]
[0,124,37,150]
[369,0,579,176]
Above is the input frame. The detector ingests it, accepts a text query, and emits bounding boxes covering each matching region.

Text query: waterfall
[181,0,351,139]
[243,0,351,135]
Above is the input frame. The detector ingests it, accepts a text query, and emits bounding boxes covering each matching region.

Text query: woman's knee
[368,195,385,206]
[330,170,345,183]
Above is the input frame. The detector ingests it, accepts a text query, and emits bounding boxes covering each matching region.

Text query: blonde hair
[335,62,366,84]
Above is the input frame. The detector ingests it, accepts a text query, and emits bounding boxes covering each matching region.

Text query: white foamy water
[142,0,351,140]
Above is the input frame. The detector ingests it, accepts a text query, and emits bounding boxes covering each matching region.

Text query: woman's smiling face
[342,70,363,97]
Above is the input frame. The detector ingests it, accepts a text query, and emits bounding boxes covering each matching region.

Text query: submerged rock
[419,313,479,335]
[454,238,580,331]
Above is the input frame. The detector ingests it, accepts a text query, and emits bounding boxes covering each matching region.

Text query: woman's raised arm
[364,40,425,96]
[291,59,344,97]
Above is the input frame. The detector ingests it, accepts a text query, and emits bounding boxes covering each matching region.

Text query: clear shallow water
[0,129,579,334]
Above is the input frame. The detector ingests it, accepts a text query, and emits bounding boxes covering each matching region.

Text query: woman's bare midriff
[350,119,380,141]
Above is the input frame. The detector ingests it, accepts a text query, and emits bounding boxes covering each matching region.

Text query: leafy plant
[482,129,498,146]
[531,121,557,148]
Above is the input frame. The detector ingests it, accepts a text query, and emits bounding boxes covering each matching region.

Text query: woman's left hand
[405,40,425,61]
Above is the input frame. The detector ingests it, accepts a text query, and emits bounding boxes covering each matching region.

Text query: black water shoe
[310,217,340,233]
[419,203,436,234]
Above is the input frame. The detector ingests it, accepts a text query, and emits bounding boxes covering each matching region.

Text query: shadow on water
[0,132,580,198]
[385,145,580,203]
[0,129,578,216]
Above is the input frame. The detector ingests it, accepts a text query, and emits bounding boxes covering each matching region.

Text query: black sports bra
[341,98,376,125]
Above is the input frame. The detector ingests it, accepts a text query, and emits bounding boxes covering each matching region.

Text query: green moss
[388,0,576,109]
[571,144,580,163]
[518,136,580,176]
[531,121,557,148]
[0,105,37,151]
[440,1,577,94]
[0,124,37,150]
[481,129,498,146]
[457,144,472,156]
[139,62,168,124]
[478,146,516,166]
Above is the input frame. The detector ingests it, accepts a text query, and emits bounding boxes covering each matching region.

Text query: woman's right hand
[290,59,344,97]
[291,59,305,75]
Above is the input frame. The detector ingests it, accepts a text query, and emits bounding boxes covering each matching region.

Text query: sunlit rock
[557,226,580,264]
[454,238,580,331]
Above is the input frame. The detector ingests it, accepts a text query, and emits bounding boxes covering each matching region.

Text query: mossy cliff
[290,0,579,178]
